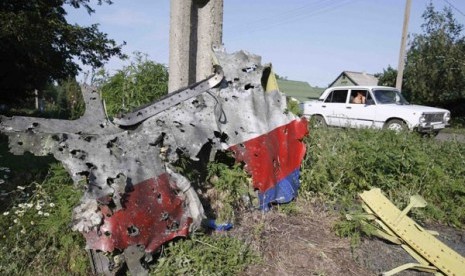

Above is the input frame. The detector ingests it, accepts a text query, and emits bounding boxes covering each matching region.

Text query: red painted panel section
[230,119,308,193]
[84,174,191,252]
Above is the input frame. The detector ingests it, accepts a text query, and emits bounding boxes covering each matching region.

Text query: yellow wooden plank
[360,188,465,276]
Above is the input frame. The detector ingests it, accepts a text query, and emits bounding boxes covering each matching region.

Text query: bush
[96,52,169,117]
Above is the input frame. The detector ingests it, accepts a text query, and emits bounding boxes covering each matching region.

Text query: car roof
[324,86,397,90]
[318,86,400,100]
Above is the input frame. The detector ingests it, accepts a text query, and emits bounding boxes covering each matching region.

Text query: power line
[443,0,465,18]
[225,0,355,41]
[226,0,335,29]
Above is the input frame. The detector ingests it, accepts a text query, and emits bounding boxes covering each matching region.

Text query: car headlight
[419,115,426,124]
[444,112,451,123]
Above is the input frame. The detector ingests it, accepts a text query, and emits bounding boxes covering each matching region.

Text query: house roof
[277,79,324,102]
[329,71,379,87]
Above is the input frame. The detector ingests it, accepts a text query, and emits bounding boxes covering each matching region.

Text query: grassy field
[0,126,464,274]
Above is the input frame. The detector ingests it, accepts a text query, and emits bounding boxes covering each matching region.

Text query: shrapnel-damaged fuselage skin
[0,49,308,274]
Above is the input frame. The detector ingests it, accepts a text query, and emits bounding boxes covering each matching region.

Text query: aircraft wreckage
[0,50,308,274]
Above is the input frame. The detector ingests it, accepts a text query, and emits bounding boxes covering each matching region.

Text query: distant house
[277,79,324,102]
[329,71,379,87]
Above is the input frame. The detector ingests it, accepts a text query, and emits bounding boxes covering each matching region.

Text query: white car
[300,86,451,134]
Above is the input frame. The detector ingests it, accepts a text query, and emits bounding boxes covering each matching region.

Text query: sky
[66,0,465,88]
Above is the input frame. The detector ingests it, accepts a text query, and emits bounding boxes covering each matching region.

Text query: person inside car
[351,91,366,104]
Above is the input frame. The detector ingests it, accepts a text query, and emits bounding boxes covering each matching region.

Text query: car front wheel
[311,115,327,128]
[383,119,407,133]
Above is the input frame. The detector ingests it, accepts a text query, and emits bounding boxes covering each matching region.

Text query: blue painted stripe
[258,169,301,210]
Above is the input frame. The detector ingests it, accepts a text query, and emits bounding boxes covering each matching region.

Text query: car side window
[350,90,368,104]
[324,89,348,103]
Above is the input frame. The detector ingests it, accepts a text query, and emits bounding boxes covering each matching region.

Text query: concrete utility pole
[168,0,224,92]
[168,0,193,92]
[196,0,223,81]
[396,0,412,91]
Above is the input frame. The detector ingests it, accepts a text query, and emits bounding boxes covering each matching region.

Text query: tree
[0,0,125,106]
[42,77,85,119]
[375,66,397,87]
[403,4,465,110]
[97,53,169,117]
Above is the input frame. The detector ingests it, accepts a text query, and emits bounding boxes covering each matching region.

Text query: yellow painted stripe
[266,66,279,92]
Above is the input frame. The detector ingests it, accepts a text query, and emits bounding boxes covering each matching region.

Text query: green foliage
[274,73,288,80]
[97,52,169,117]
[286,99,302,116]
[448,117,465,130]
[377,4,465,116]
[0,163,88,274]
[300,127,465,227]
[151,234,258,275]
[207,160,253,223]
[42,78,85,119]
[0,0,124,106]
[333,212,378,248]
[334,220,362,247]
[171,149,253,224]
[276,201,299,216]
[375,65,397,87]
[3,78,85,120]
[403,4,465,111]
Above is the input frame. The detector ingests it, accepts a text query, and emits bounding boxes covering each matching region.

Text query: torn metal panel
[0,49,308,272]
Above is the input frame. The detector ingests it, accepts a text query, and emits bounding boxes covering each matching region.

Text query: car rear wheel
[311,115,327,128]
[384,119,407,133]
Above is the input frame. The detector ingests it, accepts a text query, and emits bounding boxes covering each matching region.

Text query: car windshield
[373,89,409,105]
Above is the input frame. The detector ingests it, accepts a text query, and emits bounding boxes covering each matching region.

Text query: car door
[344,89,377,128]
[322,89,349,127]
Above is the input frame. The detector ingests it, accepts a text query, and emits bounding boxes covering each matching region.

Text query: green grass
[0,134,55,211]
[0,163,88,275]
[150,233,258,275]
[300,126,465,228]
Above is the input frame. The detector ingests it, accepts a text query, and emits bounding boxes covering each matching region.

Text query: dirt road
[436,132,465,142]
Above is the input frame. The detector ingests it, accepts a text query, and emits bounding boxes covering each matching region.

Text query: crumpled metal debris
[0,49,308,273]
[356,188,465,276]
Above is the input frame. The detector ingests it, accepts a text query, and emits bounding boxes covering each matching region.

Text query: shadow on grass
[0,134,56,211]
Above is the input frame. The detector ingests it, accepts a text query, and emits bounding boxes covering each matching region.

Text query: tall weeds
[0,163,88,274]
